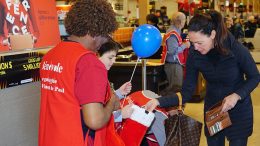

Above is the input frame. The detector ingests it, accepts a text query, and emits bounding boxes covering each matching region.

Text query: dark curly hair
[146,14,159,25]
[64,0,118,37]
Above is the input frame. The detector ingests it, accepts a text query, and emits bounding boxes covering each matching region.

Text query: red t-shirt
[75,53,108,105]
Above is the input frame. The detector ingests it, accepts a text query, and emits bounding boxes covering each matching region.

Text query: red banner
[178,0,202,15]
[0,0,60,52]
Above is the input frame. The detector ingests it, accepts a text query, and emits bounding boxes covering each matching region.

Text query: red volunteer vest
[93,87,125,146]
[161,30,188,66]
[39,42,111,146]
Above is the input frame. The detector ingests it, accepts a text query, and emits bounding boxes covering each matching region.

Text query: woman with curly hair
[39,0,120,146]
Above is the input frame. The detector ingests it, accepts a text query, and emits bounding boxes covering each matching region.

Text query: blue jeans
[206,134,248,146]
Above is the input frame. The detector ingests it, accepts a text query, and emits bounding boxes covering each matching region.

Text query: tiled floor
[184,66,260,146]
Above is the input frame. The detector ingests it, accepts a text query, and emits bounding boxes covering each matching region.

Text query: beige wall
[127,0,178,19]
[154,0,179,17]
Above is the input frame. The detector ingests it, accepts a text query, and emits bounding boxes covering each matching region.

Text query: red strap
[161,30,183,64]
[84,130,90,146]
[163,31,182,46]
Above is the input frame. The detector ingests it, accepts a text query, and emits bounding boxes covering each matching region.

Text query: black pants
[206,134,248,146]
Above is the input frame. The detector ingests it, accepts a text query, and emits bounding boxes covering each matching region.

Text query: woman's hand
[122,104,134,119]
[221,93,241,112]
[145,98,160,112]
[118,81,132,96]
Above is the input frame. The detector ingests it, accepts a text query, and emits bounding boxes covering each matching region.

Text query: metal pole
[142,59,147,90]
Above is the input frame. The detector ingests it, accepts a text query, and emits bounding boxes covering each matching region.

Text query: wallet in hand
[205,101,232,136]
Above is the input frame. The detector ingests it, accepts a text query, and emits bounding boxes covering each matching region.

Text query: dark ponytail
[208,10,228,55]
[188,10,229,55]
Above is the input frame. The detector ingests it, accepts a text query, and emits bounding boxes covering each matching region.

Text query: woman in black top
[146,10,260,146]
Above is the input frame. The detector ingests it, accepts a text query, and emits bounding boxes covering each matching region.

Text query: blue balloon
[131,24,162,58]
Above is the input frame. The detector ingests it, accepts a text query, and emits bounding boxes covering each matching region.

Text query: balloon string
[121,57,140,107]
[129,57,140,83]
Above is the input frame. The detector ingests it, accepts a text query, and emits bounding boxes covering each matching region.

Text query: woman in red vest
[39,0,119,146]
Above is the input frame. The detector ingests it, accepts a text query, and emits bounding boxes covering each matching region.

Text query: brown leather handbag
[205,101,232,136]
[164,93,202,146]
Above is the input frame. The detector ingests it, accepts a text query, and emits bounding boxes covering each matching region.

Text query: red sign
[56,5,71,20]
[0,0,60,52]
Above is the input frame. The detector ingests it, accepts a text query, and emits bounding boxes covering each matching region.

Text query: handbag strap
[176,92,182,111]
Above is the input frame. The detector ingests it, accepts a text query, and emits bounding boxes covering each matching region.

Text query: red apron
[39,42,93,146]
[89,84,125,146]
[161,30,189,66]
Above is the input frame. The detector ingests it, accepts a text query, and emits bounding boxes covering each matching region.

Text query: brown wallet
[205,101,232,136]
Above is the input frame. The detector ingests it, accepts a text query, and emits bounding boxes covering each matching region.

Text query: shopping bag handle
[176,92,184,113]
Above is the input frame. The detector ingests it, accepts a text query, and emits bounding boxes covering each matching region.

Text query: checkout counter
[0,48,50,89]
[0,47,50,146]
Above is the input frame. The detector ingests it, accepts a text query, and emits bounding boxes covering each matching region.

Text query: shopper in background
[146,14,159,29]
[39,0,119,146]
[231,18,245,42]
[146,10,260,146]
[244,15,257,38]
[256,14,260,28]
[225,17,245,42]
[225,17,234,32]
[163,11,190,92]
[146,13,166,33]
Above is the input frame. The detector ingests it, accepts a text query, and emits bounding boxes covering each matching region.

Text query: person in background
[39,0,119,146]
[146,10,260,146]
[146,14,161,31]
[225,17,244,42]
[163,11,190,92]
[225,17,234,31]
[146,14,165,33]
[97,40,134,123]
[256,14,260,28]
[231,18,245,42]
[130,18,139,27]
[244,15,257,38]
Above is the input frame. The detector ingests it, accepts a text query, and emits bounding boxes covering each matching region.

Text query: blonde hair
[171,12,186,29]
[248,15,255,22]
